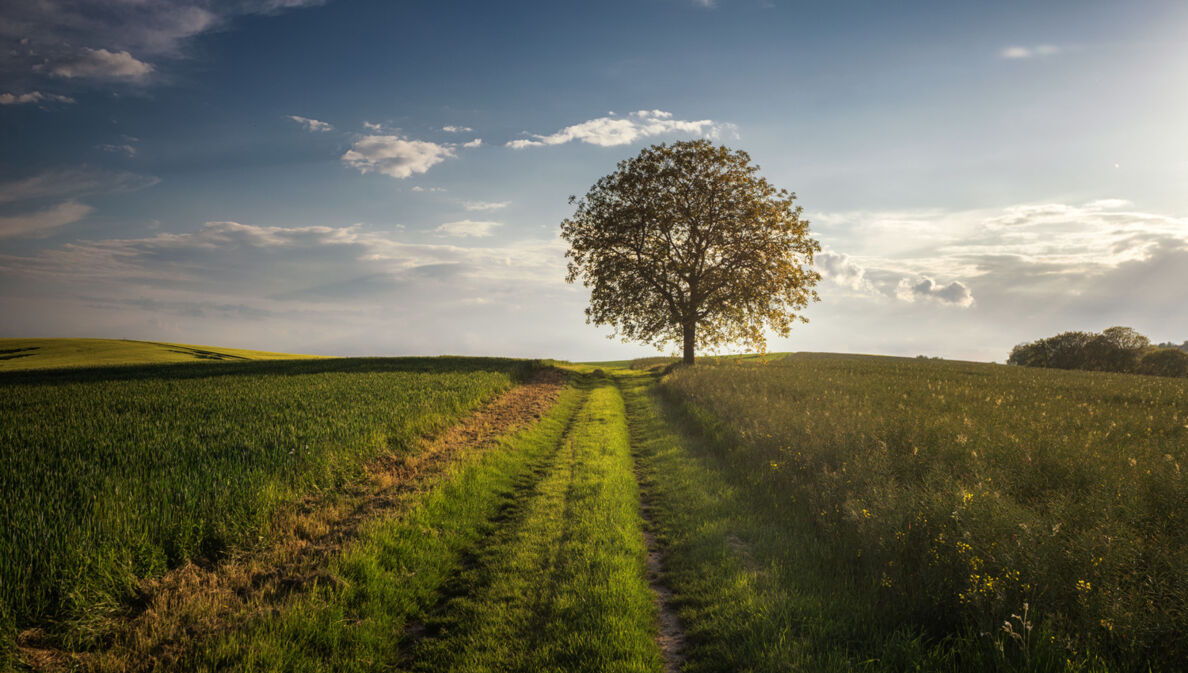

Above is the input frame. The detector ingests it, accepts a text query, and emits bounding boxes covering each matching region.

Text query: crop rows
[0,357,525,641]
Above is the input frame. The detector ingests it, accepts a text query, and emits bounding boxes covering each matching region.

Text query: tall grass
[0,357,526,641]
[662,354,1188,670]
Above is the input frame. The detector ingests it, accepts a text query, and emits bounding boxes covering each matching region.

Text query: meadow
[0,356,532,648]
[658,354,1188,670]
[5,344,1186,672]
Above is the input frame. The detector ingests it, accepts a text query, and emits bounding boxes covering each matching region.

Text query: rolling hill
[0,338,321,371]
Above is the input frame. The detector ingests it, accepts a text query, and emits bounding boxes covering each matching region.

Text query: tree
[561,140,821,364]
[1137,348,1188,378]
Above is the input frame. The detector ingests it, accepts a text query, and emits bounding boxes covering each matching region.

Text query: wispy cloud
[463,138,483,148]
[342,135,456,179]
[39,48,154,82]
[0,168,159,204]
[3,0,322,86]
[999,44,1062,60]
[288,115,334,132]
[0,201,93,238]
[814,198,1188,314]
[462,200,508,211]
[435,220,501,238]
[0,91,75,105]
[442,125,473,133]
[507,110,729,149]
[96,144,137,157]
[0,217,570,356]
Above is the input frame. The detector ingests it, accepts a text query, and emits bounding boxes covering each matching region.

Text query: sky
[1,0,1186,362]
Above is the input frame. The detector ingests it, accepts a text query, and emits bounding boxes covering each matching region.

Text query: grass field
[4,345,1186,672]
[0,355,533,652]
[657,354,1188,671]
[0,338,320,371]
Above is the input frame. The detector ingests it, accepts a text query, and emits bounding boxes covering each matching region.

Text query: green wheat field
[1,339,1185,672]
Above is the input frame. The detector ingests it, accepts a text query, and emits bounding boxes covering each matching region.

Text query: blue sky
[2,0,1186,360]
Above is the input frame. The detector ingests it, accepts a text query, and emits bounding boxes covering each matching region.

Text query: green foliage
[1007,326,1182,377]
[1137,348,1188,378]
[662,354,1188,671]
[561,140,820,363]
[0,357,525,639]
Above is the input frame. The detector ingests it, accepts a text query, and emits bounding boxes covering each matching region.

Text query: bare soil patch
[18,369,567,672]
[638,494,687,673]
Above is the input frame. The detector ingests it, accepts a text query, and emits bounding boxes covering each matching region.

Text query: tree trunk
[682,321,695,365]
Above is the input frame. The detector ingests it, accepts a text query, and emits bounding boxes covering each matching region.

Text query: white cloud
[507,110,727,149]
[463,138,483,148]
[0,201,93,238]
[435,220,501,238]
[287,115,333,132]
[362,121,384,131]
[96,143,137,157]
[442,125,473,133]
[816,249,874,292]
[463,200,508,211]
[895,276,974,307]
[411,186,447,193]
[814,198,1188,318]
[0,168,158,204]
[0,91,75,105]
[342,135,456,179]
[0,216,582,359]
[999,44,1062,60]
[41,48,154,81]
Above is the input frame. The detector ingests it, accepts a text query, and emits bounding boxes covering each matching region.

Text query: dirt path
[637,491,687,673]
[18,369,567,672]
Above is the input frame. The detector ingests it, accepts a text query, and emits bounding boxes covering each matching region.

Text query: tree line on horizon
[1008,326,1188,378]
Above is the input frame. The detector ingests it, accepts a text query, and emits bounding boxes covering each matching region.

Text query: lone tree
[562,140,820,365]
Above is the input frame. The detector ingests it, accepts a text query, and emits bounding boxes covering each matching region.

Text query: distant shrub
[1136,348,1188,378]
[628,357,679,371]
[1008,326,1185,378]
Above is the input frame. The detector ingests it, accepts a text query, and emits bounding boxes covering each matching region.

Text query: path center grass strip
[410,381,662,673]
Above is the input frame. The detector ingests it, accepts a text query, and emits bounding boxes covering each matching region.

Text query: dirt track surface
[18,369,567,672]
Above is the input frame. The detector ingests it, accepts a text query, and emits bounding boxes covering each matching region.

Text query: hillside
[0,338,321,371]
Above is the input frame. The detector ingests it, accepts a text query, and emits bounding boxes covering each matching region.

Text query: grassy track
[0,338,318,371]
[165,381,588,671]
[409,380,662,673]
[622,369,860,672]
[0,357,529,652]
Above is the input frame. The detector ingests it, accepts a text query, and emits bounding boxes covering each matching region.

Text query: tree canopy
[1008,326,1187,378]
[561,140,820,364]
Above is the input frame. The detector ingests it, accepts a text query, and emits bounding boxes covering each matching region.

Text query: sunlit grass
[0,338,320,371]
[0,357,527,646]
